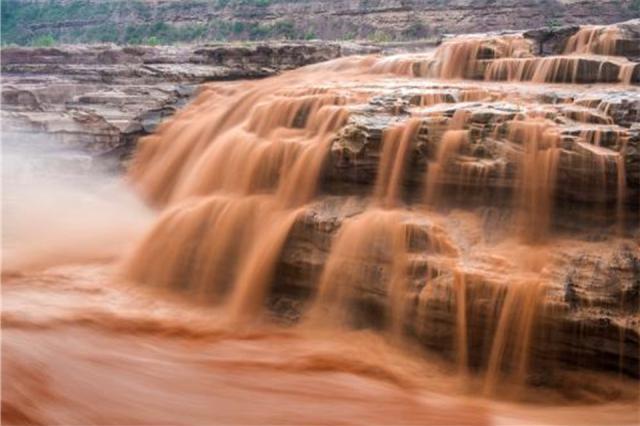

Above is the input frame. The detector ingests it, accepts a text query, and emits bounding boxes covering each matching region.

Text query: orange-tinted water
[3,23,639,425]
[3,265,638,425]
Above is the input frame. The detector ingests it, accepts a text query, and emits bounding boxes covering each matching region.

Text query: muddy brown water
[3,27,640,425]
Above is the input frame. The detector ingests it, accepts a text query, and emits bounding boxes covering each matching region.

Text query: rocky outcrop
[0,43,346,169]
[4,20,638,172]
[524,19,640,60]
[260,28,638,380]
[408,20,640,85]
[320,85,640,213]
[266,79,640,379]
[523,25,581,56]
[4,0,640,44]
[272,199,640,378]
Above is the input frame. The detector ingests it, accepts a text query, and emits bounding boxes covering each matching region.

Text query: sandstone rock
[613,19,640,61]
[523,19,640,60]
[323,88,639,216]
[271,198,640,379]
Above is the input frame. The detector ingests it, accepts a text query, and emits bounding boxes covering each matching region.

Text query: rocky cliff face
[3,0,640,45]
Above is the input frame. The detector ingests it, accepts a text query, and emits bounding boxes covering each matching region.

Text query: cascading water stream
[509,118,561,242]
[564,25,621,55]
[3,19,639,426]
[124,67,360,323]
[121,23,638,398]
[373,118,423,207]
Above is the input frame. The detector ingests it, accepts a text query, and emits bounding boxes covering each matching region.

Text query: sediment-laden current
[3,21,640,425]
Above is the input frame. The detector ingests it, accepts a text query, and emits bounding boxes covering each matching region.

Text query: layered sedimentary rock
[281,80,640,379]
[326,83,640,207]
[121,21,640,390]
[405,20,640,84]
[4,0,640,43]
[0,42,347,168]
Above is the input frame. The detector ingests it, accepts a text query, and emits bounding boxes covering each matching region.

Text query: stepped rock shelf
[4,21,640,389]
[0,42,356,168]
[5,0,639,44]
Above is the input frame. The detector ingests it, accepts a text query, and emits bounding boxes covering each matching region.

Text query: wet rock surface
[524,19,640,60]
[321,82,640,213]
[264,24,640,379]
[277,77,640,378]
[409,20,640,85]
[273,198,640,379]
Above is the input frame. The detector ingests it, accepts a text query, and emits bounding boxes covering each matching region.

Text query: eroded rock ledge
[272,198,639,379]
[0,42,355,169]
[264,74,640,379]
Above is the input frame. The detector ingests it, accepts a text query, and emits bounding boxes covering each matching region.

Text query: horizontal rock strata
[0,42,349,169]
[4,0,639,43]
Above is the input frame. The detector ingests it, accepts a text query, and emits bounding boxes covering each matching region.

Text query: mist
[1,133,154,273]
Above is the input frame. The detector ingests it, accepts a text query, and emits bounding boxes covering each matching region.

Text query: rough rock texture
[266,82,640,377]
[523,25,582,56]
[0,43,347,168]
[261,39,638,379]
[524,19,640,60]
[616,18,640,61]
[4,0,640,43]
[4,20,637,170]
[271,199,640,378]
[318,83,640,213]
[251,72,640,378]
[410,20,640,85]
